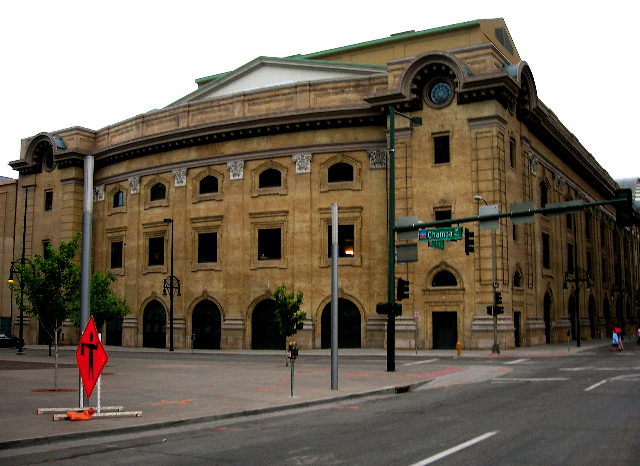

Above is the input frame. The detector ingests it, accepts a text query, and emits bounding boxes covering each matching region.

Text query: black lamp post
[386,105,422,372]
[563,267,591,347]
[162,218,180,351]
[7,259,27,354]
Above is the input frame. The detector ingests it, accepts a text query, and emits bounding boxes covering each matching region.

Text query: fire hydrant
[455,341,462,356]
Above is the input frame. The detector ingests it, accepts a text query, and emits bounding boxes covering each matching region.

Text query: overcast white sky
[1,1,637,182]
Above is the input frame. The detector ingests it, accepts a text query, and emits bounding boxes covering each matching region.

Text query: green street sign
[428,240,444,250]
[419,226,463,242]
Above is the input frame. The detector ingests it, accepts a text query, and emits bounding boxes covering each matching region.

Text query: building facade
[5,19,640,350]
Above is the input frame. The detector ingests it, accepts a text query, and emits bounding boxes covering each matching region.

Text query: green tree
[8,233,81,390]
[69,271,131,335]
[272,284,305,366]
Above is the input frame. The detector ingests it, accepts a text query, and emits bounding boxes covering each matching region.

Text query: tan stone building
[5,18,639,350]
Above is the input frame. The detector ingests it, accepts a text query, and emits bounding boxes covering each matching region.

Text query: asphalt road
[3,346,639,465]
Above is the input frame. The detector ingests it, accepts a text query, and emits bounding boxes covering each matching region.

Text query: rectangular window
[258,228,281,260]
[586,251,592,277]
[602,258,607,283]
[567,243,574,274]
[327,225,355,258]
[43,241,51,260]
[44,191,53,211]
[566,214,572,230]
[600,222,606,247]
[435,209,452,227]
[585,212,591,240]
[198,232,217,263]
[148,236,164,266]
[111,241,123,269]
[434,135,450,164]
[542,233,550,269]
[509,138,516,168]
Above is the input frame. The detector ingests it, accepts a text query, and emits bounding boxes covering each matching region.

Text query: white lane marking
[504,358,530,365]
[584,380,608,392]
[407,431,499,466]
[560,367,640,372]
[492,377,569,383]
[403,358,439,366]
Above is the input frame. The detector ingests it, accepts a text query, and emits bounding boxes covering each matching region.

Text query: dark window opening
[113,191,124,208]
[258,228,281,260]
[327,224,355,258]
[43,242,51,260]
[542,233,550,269]
[586,251,592,276]
[199,176,219,195]
[434,135,450,164]
[567,243,574,274]
[435,209,452,227]
[602,258,607,283]
[513,270,523,288]
[540,182,548,210]
[111,241,123,269]
[259,169,281,189]
[198,232,217,263]
[328,163,354,183]
[44,191,53,211]
[432,271,457,287]
[509,138,516,168]
[150,183,166,201]
[148,237,164,266]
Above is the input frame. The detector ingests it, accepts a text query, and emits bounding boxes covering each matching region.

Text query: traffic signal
[615,189,633,228]
[393,303,403,316]
[495,291,503,305]
[464,228,475,255]
[376,303,389,315]
[397,278,410,301]
[487,305,493,316]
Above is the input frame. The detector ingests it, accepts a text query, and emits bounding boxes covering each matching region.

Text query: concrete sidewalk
[0,339,605,449]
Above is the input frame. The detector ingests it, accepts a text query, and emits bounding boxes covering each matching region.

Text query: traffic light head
[397,278,410,301]
[495,292,503,305]
[376,303,389,315]
[464,228,475,255]
[615,189,633,228]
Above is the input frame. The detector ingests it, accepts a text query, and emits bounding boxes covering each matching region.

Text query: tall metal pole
[387,106,396,372]
[331,203,338,389]
[17,185,28,355]
[80,156,94,407]
[491,229,499,354]
[169,220,174,352]
[573,213,581,347]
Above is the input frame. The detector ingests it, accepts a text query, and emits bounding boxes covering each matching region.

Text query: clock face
[429,81,452,106]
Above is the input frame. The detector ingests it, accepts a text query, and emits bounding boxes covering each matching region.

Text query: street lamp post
[564,267,591,348]
[387,105,421,372]
[7,259,27,354]
[475,195,500,354]
[163,218,180,352]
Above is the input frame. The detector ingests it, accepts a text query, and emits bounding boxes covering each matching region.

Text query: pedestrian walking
[635,327,640,350]
[616,327,623,350]
[611,331,620,351]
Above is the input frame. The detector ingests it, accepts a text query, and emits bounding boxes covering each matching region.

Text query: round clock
[429,81,453,106]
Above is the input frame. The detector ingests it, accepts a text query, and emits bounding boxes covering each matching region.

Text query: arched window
[259,169,281,189]
[328,163,353,183]
[513,270,523,288]
[199,176,218,195]
[150,183,166,201]
[113,190,124,208]
[540,182,548,209]
[432,271,457,287]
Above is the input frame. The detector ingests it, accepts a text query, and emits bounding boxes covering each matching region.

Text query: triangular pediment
[169,57,385,107]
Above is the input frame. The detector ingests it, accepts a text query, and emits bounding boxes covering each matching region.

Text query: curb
[0,380,430,451]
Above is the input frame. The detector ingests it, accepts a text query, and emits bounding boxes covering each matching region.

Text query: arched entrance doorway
[321,298,361,348]
[544,293,552,344]
[252,299,284,350]
[192,300,221,349]
[143,300,166,348]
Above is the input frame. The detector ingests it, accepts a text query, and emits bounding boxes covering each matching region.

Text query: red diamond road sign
[76,316,108,398]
